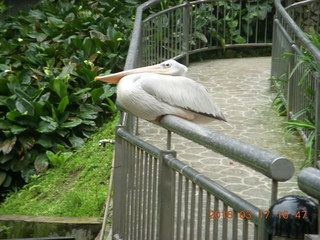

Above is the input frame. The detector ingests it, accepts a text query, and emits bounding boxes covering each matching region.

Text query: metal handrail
[298,167,320,200]
[112,1,293,239]
[272,0,320,166]
[158,115,294,181]
[275,0,320,61]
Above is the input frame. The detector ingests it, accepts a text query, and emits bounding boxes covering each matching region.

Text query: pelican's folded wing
[140,74,226,121]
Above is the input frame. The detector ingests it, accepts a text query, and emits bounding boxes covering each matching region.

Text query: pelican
[95,60,226,123]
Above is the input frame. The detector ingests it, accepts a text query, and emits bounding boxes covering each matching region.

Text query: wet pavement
[137,57,306,210]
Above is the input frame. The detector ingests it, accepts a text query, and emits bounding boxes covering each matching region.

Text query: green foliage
[190,0,273,48]
[270,75,288,117]
[0,116,117,217]
[283,107,315,167]
[0,0,142,191]
[273,34,320,167]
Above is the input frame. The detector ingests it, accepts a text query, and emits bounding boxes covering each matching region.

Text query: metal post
[158,150,176,240]
[314,72,320,168]
[287,46,295,120]
[167,130,172,150]
[271,179,278,205]
[182,1,190,66]
[112,125,126,238]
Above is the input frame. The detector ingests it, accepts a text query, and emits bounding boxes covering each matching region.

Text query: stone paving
[137,57,306,211]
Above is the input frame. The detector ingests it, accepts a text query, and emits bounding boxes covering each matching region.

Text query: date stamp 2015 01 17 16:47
[208,210,307,220]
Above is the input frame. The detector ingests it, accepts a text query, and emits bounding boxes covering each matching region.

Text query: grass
[0,115,118,217]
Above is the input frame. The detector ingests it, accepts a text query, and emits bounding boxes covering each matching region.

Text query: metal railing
[128,0,273,68]
[111,0,294,239]
[271,0,320,166]
[113,116,294,240]
[298,167,320,238]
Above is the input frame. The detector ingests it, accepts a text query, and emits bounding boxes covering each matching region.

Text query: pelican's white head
[158,60,188,76]
[95,59,188,83]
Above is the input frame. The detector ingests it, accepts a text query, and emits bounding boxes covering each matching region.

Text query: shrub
[0,0,141,191]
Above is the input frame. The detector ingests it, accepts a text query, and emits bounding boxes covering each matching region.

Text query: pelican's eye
[162,62,172,68]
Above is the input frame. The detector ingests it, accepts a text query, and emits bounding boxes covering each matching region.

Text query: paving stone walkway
[137,57,306,210]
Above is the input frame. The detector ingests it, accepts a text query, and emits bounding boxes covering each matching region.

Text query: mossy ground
[0,115,118,217]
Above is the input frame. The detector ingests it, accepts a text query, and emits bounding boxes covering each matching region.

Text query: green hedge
[0,0,141,191]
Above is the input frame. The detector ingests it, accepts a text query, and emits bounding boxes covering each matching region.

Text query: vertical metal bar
[247,1,250,43]
[167,130,172,150]
[223,0,226,44]
[243,218,248,240]
[183,1,190,65]
[127,143,134,239]
[318,200,320,235]
[158,151,176,240]
[287,46,295,119]
[271,179,278,205]
[314,72,320,167]
[176,173,183,240]
[183,178,189,240]
[222,203,228,240]
[232,210,238,240]
[137,149,144,239]
[133,148,140,239]
[197,187,203,239]
[190,182,196,239]
[151,157,158,240]
[124,141,131,238]
[254,224,258,240]
[213,196,219,240]
[141,152,148,240]
[146,154,153,240]
[255,0,259,43]
[216,2,220,47]
[112,126,125,238]
[205,192,211,239]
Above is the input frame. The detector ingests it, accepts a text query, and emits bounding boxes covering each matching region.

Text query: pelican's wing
[140,73,226,121]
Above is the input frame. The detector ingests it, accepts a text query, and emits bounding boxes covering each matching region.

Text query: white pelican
[95,60,226,123]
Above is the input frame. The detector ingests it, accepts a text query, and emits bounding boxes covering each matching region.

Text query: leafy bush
[273,33,320,167]
[0,0,141,191]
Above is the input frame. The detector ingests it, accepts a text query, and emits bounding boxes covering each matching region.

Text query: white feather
[117,73,226,123]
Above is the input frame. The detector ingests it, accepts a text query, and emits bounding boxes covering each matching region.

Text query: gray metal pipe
[158,115,295,181]
[274,0,320,61]
[298,167,320,200]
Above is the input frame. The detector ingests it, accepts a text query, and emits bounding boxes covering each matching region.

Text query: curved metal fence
[127,0,273,68]
[271,0,320,166]
[111,0,296,240]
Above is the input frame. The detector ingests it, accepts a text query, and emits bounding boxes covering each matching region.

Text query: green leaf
[48,16,65,28]
[3,174,12,187]
[194,31,208,43]
[15,89,35,115]
[50,78,68,98]
[90,30,107,41]
[6,111,22,121]
[36,135,54,148]
[0,171,6,186]
[91,87,104,104]
[34,154,49,173]
[283,120,315,129]
[27,32,48,42]
[1,136,17,155]
[36,117,58,133]
[10,125,27,134]
[69,135,85,149]
[59,63,77,79]
[58,96,69,114]
[60,119,82,128]
[83,38,96,57]
[0,120,12,129]
[19,136,36,151]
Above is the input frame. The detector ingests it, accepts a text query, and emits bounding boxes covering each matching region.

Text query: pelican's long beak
[94,64,169,84]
